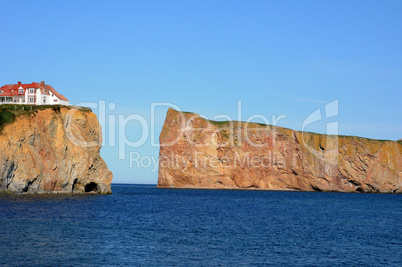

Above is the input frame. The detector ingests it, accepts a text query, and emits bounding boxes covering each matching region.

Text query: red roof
[0,83,30,97]
[30,82,69,101]
[0,82,69,101]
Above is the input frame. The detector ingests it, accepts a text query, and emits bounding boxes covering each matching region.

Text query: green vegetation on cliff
[0,104,92,133]
[0,110,16,132]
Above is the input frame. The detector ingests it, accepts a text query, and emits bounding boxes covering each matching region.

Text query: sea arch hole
[85,182,99,193]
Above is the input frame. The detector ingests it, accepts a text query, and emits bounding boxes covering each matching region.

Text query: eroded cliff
[0,105,112,194]
[158,108,401,193]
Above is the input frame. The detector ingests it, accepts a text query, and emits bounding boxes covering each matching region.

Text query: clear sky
[1,0,401,184]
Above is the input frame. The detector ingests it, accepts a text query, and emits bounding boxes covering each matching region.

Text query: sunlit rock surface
[0,106,112,194]
[158,108,401,193]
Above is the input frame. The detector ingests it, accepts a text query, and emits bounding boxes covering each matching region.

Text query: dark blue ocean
[0,184,401,266]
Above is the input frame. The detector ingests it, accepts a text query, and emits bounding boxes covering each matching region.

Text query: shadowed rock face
[0,107,112,194]
[158,108,401,193]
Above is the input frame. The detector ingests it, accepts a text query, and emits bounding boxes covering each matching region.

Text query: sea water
[0,184,401,266]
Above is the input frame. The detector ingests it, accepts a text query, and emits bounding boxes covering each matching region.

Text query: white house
[0,81,69,105]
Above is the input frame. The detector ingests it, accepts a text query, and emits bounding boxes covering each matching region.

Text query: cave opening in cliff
[72,178,79,192]
[85,182,99,193]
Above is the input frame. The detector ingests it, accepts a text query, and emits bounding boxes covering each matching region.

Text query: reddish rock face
[0,107,113,194]
[158,108,401,193]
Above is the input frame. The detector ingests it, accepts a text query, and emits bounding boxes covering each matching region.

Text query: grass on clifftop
[207,120,231,126]
[0,104,91,113]
[0,104,91,133]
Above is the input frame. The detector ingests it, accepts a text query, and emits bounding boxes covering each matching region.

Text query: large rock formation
[0,106,112,194]
[158,108,401,193]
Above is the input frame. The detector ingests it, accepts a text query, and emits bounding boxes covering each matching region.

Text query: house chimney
[18,81,21,85]
[41,81,45,85]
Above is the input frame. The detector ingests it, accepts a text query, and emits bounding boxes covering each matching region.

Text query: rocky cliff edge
[158,108,401,193]
[0,105,112,194]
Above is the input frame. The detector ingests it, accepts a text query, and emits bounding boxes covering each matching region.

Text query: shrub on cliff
[0,110,16,133]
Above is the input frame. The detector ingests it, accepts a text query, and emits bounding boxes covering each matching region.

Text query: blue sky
[1,0,401,184]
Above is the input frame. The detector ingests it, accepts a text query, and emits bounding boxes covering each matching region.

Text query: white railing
[0,100,14,104]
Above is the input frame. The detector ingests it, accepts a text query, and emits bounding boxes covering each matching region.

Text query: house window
[19,90,24,94]
[43,97,46,103]
[0,90,3,93]
[29,89,35,93]
[44,89,47,93]
[29,97,35,103]
[54,99,58,102]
